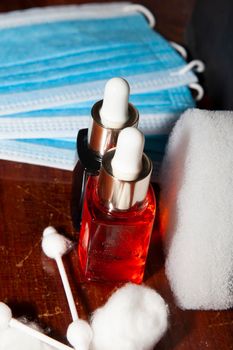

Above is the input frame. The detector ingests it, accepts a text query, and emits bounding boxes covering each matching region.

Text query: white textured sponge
[90,283,168,350]
[160,108,233,310]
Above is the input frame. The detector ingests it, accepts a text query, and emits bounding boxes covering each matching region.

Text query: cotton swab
[42,227,93,350]
[66,319,93,350]
[0,302,73,350]
[42,226,78,321]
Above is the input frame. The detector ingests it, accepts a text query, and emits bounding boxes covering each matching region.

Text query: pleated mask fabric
[0,2,201,177]
[0,3,198,115]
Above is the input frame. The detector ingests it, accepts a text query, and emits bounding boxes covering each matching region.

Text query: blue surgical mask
[0,138,77,170]
[0,134,170,181]
[0,2,202,179]
[0,85,195,179]
[0,86,195,138]
[0,2,202,115]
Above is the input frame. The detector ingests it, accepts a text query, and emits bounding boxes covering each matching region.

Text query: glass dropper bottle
[71,77,139,230]
[78,127,156,284]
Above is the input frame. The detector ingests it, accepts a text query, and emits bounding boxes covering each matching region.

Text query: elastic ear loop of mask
[123,4,204,101]
[123,4,156,28]
[123,4,188,63]
[169,44,205,101]
[170,41,188,60]
[173,60,205,101]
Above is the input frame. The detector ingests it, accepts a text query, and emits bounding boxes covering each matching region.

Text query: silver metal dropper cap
[98,128,152,210]
[88,78,139,157]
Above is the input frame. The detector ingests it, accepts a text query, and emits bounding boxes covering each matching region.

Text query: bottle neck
[88,100,139,157]
[97,150,152,211]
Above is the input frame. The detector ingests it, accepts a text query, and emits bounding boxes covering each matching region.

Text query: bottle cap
[99,77,130,128]
[98,128,152,210]
[88,78,139,158]
[111,128,145,181]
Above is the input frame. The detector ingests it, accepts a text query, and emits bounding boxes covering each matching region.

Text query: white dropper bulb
[99,77,130,128]
[111,127,145,181]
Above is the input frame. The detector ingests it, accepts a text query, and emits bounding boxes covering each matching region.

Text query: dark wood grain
[0,1,232,349]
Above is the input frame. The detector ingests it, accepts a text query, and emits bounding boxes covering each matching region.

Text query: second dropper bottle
[78,127,156,283]
[71,77,139,230]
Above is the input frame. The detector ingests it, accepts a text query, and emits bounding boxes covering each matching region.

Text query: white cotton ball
[42,227,71,259]
[91,283,168,350]
[0,303,12,331]
[0,323,55,350]
[67,319,93,350]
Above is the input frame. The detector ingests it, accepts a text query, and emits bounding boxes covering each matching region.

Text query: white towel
[160,108,233,310]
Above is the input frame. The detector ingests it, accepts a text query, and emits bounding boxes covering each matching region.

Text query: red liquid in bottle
[78,176,156,284]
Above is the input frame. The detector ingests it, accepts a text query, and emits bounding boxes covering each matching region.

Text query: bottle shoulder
[84,176,156,223]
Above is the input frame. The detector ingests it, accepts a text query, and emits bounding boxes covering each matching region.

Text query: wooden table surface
[0,1,232,349]
[0,161,232,350]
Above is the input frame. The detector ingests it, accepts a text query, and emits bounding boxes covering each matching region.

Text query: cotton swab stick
[42,226,78,321]
[0,302,73,350]
[42,227,93,350]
